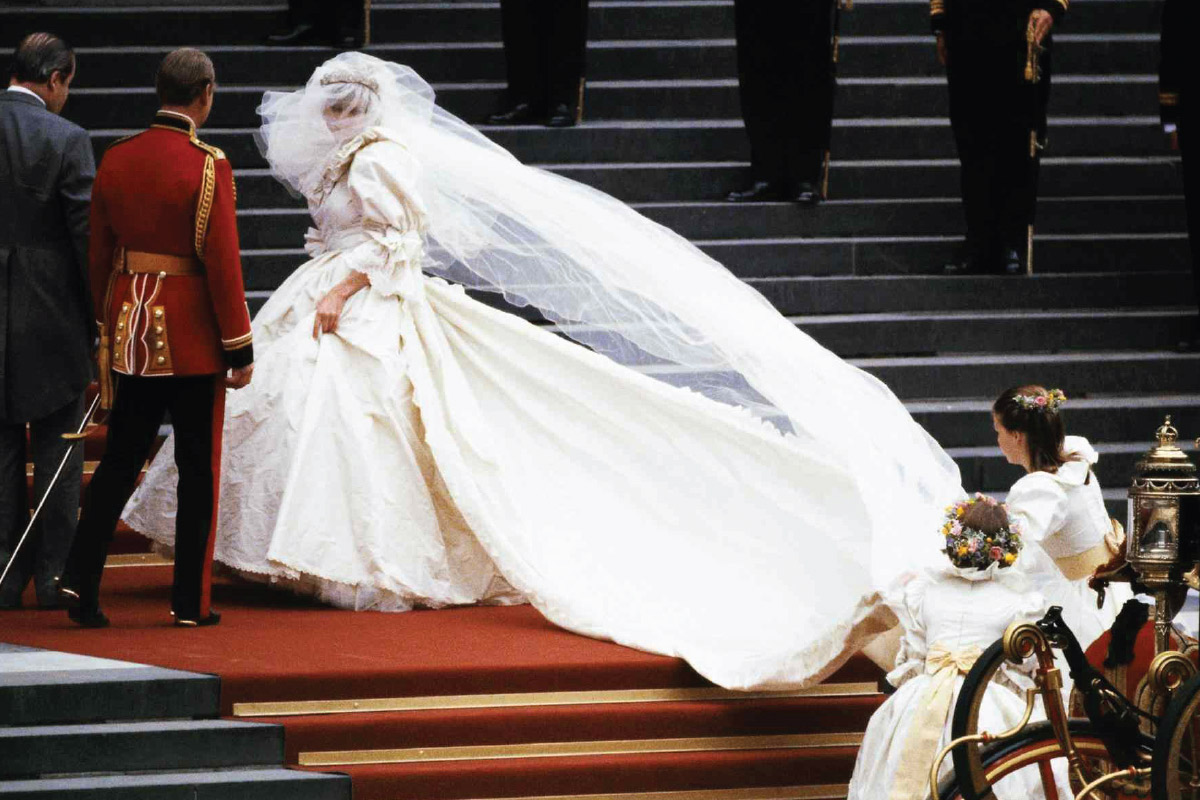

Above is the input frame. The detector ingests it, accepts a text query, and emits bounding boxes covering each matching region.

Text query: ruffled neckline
[307,126,397,205]
[936,559,1031,591]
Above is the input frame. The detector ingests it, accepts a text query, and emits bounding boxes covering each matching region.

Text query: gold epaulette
[189,137,226,161]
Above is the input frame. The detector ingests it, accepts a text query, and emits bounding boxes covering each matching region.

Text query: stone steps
[63,75,1161,126]
[85,117,1174,169]
[0,720,284,779]
[229,196,1184,249]
[230,156,1184,206]
[0,645,350,800]
[60,34,1161,86]
[0,0,1166,48]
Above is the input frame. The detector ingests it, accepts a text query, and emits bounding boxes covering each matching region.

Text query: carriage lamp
[1127,416,1200,651]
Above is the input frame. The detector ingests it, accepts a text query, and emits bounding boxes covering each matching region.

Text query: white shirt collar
[6,85,47,107]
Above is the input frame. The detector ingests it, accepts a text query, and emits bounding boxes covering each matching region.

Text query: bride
[125,52,965,690]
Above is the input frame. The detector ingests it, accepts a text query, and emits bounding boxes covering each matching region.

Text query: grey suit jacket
[0,90,95,424]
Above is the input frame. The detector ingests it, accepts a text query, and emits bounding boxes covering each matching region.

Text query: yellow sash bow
[888,643,982,800]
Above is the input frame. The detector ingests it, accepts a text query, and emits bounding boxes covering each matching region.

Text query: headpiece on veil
[255,52,965,589]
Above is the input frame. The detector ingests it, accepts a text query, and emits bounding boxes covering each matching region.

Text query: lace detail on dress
[307,127,389,204]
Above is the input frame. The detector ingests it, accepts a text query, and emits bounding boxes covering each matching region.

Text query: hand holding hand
[1028,9,1053,46]
[313,288,349,339]
[226,364,254,390]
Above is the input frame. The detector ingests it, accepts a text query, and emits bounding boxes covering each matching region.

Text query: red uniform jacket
[90,110,253,378]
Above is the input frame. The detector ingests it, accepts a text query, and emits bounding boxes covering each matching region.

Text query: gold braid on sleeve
[195,153,216,259]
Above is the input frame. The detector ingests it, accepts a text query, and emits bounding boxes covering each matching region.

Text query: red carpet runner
[1,563,884,799]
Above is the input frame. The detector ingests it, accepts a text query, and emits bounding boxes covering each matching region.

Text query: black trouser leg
[0,420,30,605]
[734,0,834,188]
[28,393,86,605]
[499,0,544,109]
[542,0,589,111]
[64,377,168,609]
[166,376,221,620]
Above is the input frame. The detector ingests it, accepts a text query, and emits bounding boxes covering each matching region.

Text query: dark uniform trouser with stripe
[63,374,225,619]
[499,0,588,112]
[946,9,1051,264]
[733,0,835,189]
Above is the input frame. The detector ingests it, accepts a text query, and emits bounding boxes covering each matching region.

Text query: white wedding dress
[124,54,969,691]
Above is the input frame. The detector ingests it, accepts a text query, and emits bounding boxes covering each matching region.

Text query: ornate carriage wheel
[1153,670,1200,800]
[936,720,1150,800]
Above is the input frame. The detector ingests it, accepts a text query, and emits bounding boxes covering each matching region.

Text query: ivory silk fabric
[129,131,942,690]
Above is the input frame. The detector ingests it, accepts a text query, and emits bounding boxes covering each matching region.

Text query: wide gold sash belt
[115,247,203,276]
[889,643,983,800]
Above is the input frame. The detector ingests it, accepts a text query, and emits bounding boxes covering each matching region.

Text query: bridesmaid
[993,385,1130,649]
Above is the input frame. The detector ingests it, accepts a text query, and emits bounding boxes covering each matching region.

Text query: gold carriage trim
[1054,0,1068,11]
[222,331,253,351]
[1161,91,1180,106]
[930,0,945,14]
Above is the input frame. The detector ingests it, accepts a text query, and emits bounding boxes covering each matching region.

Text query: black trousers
[733,0,836,189]
[64,374,224,620]
[288,0,364,37]
[0,393,85,607]
[499,0,589,113]
[945,15,1051,261]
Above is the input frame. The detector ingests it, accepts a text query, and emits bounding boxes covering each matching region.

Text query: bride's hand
[313,288,348,339]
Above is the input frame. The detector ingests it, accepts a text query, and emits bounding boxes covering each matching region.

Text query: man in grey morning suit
[0,33,95,609]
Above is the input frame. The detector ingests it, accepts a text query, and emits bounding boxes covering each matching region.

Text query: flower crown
[1013,388,1067,413]
[319,69,381,96]
[942,493,1023,570]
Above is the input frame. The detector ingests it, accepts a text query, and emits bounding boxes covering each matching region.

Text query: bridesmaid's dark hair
[992,385,1077,473]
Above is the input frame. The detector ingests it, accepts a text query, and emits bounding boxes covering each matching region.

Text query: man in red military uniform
[59,48,253,628]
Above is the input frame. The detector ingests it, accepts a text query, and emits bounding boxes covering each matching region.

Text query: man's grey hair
[10,33,75,84]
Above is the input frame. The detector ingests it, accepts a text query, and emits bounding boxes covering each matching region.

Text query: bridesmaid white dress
[847,565,1071,800]
[1005,435,1131,650]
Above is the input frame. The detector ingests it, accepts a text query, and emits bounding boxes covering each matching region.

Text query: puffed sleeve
[341,140,429,297]
[1005,473,1068,551]
[885,573,930,688]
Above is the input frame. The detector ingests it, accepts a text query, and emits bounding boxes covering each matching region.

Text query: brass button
[122,303,130,310]
[117,322,125,331]
[156,356,166,365]
[115,335,122,344]
[158,271,167,279]
[154,309,164,319]
[155,341,165,350]
[154,326,164,335]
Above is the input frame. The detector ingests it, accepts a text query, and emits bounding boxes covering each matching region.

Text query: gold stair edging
[454,784,849,800]
[105,553,174,568]
[234,682,879,718]
[298,732,865,766]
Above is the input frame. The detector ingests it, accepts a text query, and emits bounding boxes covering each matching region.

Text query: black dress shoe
[794,181,823,206]
[68,606,110,628]
[545,103,578,128]
[266,23,320,45]
[486,102,540,125]
[1002,249,1023,276]
[174,610,221,628]
[725,181,793,203]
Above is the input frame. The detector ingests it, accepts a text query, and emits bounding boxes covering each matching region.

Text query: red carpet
[2,560,882,798]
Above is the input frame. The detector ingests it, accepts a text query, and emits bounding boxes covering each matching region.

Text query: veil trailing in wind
[257,52,963,590]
